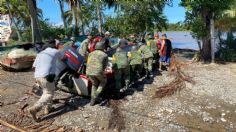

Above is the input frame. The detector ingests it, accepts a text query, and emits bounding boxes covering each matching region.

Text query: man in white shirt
[28,40,59,122]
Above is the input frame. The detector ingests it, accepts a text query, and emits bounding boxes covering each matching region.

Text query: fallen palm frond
[0,112,78,132]
[153,55,195,98]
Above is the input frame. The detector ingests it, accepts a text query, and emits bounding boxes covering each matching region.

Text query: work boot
[28,107,40,122]
[149,71,154,78]
[146,71,150,79]
[90,98,96,106]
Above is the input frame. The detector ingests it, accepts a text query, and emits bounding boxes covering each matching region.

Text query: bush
[217,31,236,62]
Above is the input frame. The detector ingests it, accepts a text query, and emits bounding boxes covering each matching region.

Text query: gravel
[0,59,236,131]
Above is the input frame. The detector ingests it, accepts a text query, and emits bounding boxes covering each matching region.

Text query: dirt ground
[0,52,236,132]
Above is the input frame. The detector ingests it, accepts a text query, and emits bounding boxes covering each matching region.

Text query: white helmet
[105,31,110,36]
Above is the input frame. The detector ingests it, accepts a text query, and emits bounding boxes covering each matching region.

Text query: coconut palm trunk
[58,0,67,33]
[6,0,22,41]
[96,2,102,35]
[77,1,84,35]
[26,0,42,43]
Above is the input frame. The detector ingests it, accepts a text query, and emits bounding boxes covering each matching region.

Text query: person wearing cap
[79,34,92,57]
[28,40,59,122]
[112,40,130,98]
[146,34,158,70]
[128,44,143,82]
[154,33,162,51]
[102,31,111,51]
[86,40,108,106]
[63,36,76,47]
[139,43,154,78]
[128,34,137,45]
[159,33,172,71]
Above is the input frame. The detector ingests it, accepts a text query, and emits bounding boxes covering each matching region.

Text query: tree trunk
[210,13,215,63]
[96,2,102,35]
[6,0,22,41]
[58,0,67,34]
[201,10,211,63]
[27,0,42,43]
[77,1,85,35]
[71,5,78,36]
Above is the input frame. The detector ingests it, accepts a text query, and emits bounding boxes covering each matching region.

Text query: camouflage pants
[153,53,158,64]
[88,75,107,99]
[30,78,55,112]
[115,67,130,91]
[144,57,153,72]
[130,64,142,82]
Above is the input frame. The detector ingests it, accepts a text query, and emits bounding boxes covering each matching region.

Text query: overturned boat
[0,44,36,71]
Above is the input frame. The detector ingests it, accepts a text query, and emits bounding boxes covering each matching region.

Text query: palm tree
[58,0,67,33]
[65,0,79,36]
[96,2,103,35]
[5,0,22,41]
[26,0,42,43]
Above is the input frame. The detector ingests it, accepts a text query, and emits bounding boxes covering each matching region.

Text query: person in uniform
[64,36,76,47]
[146,34,158,69]
[86,41,108,106]
[139,43,154,78]
[28,40,59,122]
[79,34,92,57]
[128,45,143,82]
[112,41,130,98]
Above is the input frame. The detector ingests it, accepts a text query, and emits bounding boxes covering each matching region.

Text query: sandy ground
[0,53,236,131]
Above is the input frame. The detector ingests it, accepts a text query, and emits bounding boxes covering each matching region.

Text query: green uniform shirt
[147,39,158,54]
[63,41,74,47]
[112,49,129,69]
[139,45,153,58]
[128,50,142,65]
[79,39,89,57]
[86,50,108,76]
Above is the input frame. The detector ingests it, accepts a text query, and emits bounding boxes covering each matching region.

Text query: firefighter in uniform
[86,41,108,106]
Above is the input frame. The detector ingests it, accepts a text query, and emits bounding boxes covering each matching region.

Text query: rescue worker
[64,36,76,47]
[128,45,143,82]
[79,34,92,57]
[154,33,162,71]
[28,40,59,122]
[102,31,111,51]
[112,41,130,98]
[128,34,137,45]
[159,33,172,71]
[86,41,108,106]
[154,33,162,51]
[139,43,154,78]
[146,34,158,68]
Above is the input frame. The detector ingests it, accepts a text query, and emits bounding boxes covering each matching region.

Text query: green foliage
[104,0,169,37]
[166,21,188,31]
[217,32,236,62]
[7,39,26,46]
[39,19,65,40]
[180,0,234,39]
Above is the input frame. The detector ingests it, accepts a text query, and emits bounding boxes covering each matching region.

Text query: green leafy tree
[26,0,42,43]
[104,0,169,37]
[180,0,234,62]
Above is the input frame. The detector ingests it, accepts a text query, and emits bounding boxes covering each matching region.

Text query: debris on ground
[154,55,195,98]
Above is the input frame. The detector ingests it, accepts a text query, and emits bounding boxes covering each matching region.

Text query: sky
[37,0,186,25]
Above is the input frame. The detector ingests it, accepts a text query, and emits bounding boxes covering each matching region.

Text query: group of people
[28,31,172,122]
